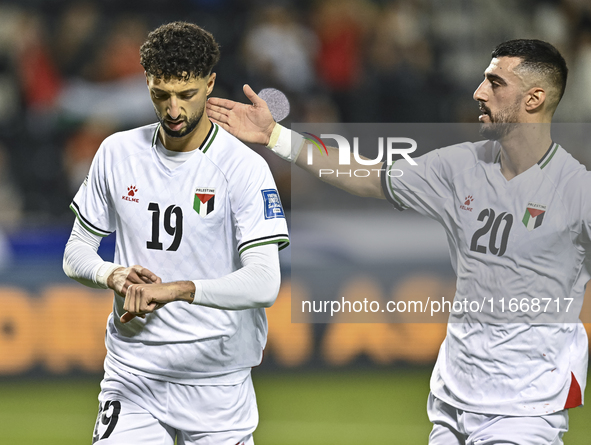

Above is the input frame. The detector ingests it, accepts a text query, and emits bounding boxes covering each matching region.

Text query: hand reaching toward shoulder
[206,84,276,146]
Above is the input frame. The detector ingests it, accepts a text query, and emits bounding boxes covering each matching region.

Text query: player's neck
[159,118,212,153]
[498,123,552,181]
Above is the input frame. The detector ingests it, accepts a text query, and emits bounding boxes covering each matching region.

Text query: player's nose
[167,97,181,120]
[473,80,488,102]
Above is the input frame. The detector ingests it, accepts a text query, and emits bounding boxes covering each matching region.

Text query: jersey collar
[151,121,219,153]
[151,123,160,147]
[493,141,558,169]
[537,142,558,169]
[199,122,218,153]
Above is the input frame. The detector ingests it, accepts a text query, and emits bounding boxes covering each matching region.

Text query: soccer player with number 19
[63,22,289,444]
[207,40,589,444]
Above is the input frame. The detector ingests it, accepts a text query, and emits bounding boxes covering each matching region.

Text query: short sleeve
[70,143,116,237]
[381,148,453,221]
[228,157,289,254]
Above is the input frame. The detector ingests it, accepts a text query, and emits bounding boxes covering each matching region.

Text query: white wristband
[265,123,304,163]
[95,262,123,289]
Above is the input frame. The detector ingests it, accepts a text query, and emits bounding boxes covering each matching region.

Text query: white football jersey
[71,122,289,385]
[383,140,590,416]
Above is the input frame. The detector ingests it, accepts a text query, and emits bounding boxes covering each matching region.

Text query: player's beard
[478,99,521,141]
[155,105,204,138]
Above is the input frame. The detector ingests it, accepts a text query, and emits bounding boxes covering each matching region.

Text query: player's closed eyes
[151,92,168,100]
[152,92,195,100]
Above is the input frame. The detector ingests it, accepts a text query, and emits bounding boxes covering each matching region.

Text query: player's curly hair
[140,22,220,81]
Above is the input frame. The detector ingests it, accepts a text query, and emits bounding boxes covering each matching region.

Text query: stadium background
[1,0,591,443]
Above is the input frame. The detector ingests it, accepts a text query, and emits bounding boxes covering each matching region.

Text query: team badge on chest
[193,187,215,217]
[522,202,547,231]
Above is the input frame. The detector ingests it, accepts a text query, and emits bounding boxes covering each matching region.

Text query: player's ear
[206,73,216,96]
[524,87,546,113]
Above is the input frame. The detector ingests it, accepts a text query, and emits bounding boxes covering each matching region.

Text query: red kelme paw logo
[464,195,473,205]
[128,185,138,197]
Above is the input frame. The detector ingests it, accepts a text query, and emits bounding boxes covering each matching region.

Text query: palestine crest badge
[522,202,547,231]
[194,187,215,217]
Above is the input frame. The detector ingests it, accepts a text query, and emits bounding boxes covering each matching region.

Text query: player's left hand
[120,281,196,323]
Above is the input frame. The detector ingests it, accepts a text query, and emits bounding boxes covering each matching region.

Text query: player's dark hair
[140,21,220,81]
[491,39,567,107]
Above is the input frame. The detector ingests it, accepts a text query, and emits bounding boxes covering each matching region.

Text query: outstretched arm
[207,85,385,199]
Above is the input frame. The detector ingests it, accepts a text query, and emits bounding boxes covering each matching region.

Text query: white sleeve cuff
[190,280,203,305]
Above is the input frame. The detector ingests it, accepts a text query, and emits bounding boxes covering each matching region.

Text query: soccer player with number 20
[207,39,589,444]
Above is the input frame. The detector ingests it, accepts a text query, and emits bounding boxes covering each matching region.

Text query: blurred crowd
[1,0,591,226]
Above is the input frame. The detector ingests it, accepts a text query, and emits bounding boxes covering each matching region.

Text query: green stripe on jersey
[239,238,290,254]
[202,124,219,154]
[151,124,160,147]
[539,143,558,169]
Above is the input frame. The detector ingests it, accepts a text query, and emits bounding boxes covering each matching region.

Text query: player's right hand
[107,265,162,298]
[206,84,276,146]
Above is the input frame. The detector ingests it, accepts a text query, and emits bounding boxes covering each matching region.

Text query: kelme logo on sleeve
[262,189,285,219]
[522,202,547,231]
[193,187,215,217]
